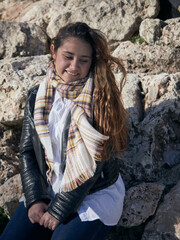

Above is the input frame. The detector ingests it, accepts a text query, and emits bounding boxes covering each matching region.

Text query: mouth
[66,70,79,76]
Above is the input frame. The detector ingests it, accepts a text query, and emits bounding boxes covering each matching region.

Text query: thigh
[0,202,52,240]
[51,213,111,240]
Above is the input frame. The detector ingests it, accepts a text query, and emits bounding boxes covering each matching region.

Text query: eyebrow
[63,51,92,58]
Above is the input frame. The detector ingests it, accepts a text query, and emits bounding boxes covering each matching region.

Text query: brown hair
[51,22,128,159]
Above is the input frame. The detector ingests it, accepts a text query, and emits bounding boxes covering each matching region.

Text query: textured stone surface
[0,55,49,124]
[142,181,180,240]
[118,183,165,227]
[0,21,49,59]
[115,73,143,126]
[0,0,160,41]
[119,72,180,187]
[0,174,22,218]
[114,17,180,74]
[139,18,166,43]
[160,17,180,47]
[139,17,180,47]
[113,41,180,74]
[0,124,21,186]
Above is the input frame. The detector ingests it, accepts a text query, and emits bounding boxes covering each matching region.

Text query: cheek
[55,57,66,71]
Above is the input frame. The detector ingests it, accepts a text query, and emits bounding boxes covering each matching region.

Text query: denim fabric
[0,202,111,240]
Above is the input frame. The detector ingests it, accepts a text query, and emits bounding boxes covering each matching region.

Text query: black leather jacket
[20,85,120,223]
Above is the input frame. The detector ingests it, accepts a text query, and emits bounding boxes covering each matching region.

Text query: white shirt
[48,90,125,226]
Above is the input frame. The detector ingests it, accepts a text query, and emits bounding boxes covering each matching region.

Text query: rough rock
[160,17,180,47]
[0,21,49,59]
[113,41,180,74]
[141,72,180,110]
[119,72,180,186]
[115,73,143,126]
[139,17,180,47]
[45,0,160,40]
[0,174,22,218]
[114,17,180,74]
[0,124,21,186]
[118,183,165,227]
[142,181,180,240]
[139,18,166,44]
[0,55,49,124]
[0,0,37,21]
[0,0,160,41]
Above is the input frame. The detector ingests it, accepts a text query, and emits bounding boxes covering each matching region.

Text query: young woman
[0,22,128,240]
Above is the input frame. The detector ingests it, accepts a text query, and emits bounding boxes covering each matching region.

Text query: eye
[64,55,73,60]
[80,59,89,63]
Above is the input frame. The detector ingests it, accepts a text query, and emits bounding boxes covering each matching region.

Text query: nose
[70,59,79,70]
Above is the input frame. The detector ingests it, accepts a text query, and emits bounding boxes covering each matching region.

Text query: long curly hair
[50,22,128,159]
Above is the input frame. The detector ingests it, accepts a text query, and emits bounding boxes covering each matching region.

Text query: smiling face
[51,37,92,83]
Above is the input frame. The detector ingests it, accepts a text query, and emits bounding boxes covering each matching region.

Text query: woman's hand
[40,212,60,231]
[28,201,48,224]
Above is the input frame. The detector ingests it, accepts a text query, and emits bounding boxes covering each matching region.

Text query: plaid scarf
[34,62,109,192]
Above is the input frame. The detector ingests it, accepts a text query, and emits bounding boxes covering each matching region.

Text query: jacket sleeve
[20,90,50,209]
[47,160,104,222]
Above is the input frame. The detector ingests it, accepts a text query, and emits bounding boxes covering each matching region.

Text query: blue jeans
[0,202,111,240]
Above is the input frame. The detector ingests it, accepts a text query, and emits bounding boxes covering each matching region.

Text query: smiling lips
[66,70,78,76]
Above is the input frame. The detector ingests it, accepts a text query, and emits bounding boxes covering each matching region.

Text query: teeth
[66,71,78,76]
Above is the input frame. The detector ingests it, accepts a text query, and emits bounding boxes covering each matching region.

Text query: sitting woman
[0,22,128,240]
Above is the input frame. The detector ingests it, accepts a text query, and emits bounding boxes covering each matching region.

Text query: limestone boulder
[0,21,49,59]
[118,183,165,227]
[139,17,180,47]
[0,174,22,218]
[0,0,160,41]
[142,181,180,240]
[114,17,180,74]
[141,72,180,110]
[0,124,21,186]
[0,0,36,22]
[113,41,180,74]
[139,18,166,44]
[46,0,160,40]
[0,55,49,124]
[119,72,180,186]
[160,17,180,47]
[115,73,143,126]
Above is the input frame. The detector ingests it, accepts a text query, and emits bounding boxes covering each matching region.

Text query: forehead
[59,37,92,56]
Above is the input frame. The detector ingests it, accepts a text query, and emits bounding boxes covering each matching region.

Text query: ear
[50,44,56,60]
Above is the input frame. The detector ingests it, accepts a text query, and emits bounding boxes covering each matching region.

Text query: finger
[43,218,49,228]
[29,217,35,224]
[39,216,44,226]
[51,222,58,231]
[28,213,39,224]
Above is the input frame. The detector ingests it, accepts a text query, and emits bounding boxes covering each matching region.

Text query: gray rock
[0,124,21,186]
[160,17,180,47]
[118,183,165,227]
[113,41,180,74]
[0,21,49,59]
[139,18,166,44]
[0,55,49,124]
[115,73,143,126]
[0,0,160,41]
[142,181,180,240]
[119,72,180,185]
[46,0,160,40]
[0,174,22,218]
[141,72,180,110]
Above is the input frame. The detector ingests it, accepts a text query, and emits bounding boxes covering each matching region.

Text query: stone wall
[0,0,180,239]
